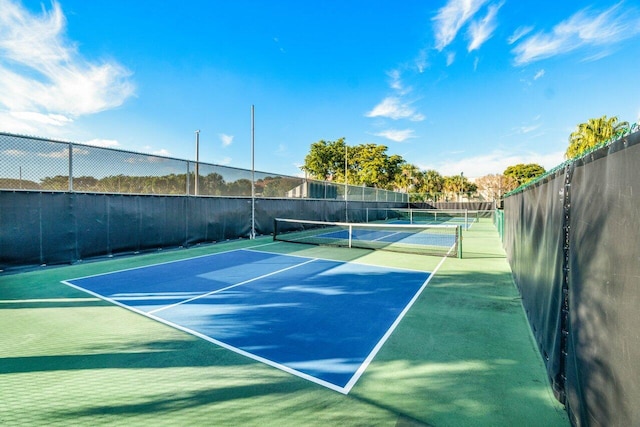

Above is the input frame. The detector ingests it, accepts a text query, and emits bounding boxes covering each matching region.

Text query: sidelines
[343,253,449,393]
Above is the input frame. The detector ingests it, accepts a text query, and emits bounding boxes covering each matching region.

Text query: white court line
[342,253,449,394]
[64,247,258,282]
[147,257,318,315]
[61,274,347,394]
[245,246,434,274]
[62,244,445,394]
[371,230,403,242]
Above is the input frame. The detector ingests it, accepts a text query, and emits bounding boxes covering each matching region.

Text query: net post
[250,105,256,239]
[457,225,463,258]
[273,218,278,241]
[348,224,353,248]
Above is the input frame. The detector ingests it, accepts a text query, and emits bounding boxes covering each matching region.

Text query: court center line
[147,257,318,315]
[371,231,403,242]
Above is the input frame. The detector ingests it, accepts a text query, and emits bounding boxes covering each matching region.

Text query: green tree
[302,139,406,188]
[225,178,252,196]
[504,163,546,187]
[199,172,226,195]
[349,144,405,188]
[566,115,630,158]
[396,163,421,193]
[385,154,406,190]
[301,138,347,182]
[443,175,477,201]
[73,176,99,191]
[259,176,302,197]
[412,169,444,202]
[40,175,69,190]
[0,178,40,190]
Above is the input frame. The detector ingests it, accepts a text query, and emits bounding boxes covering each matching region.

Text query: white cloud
[219,133,234,147]
[38,148,74,158]
[411,113,426,122]
[512,3,640,65]
[508,26,534,44]
[1,149,29,156]
[152,148,171,156]
[533,69,545,80]
[421,150,565,178]
[365,97,424,121]
[386,68,413,95]
[84,138,120,148]
[10,111,72,126]
[0,0,134,133]
[433,0,488,51]
[518,124,542,134]
[446,52,456,66]
[387,69,403,91]
[414,49,429,73]
[467,2,502,52]
[502,116,543,137]
[274,143,289,157]
[374,129,416,142]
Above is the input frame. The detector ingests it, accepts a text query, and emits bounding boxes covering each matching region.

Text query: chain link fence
[408,191,487,203]
[0,132,407,202]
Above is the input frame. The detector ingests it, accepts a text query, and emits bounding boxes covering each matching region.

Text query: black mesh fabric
[504,131,640,426]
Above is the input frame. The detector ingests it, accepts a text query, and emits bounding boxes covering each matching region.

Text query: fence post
[554,162,573,403]
[186,161,191,195]
[68,142,73,192]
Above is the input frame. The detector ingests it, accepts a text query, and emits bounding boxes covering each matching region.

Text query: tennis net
[273,218,462,257]
[365,208,479,226]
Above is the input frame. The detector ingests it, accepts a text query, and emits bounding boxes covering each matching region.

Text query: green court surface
[0,219,569,426]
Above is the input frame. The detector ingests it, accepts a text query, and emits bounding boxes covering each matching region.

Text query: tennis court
[273,218,461,257]
[364,207,482,229]
[0,218,569,426]
[62,249,434,393]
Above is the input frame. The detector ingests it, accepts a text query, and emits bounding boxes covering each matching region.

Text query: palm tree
[443,174,477,202]
[420,169,444,201]
[396,163,420,193]
[566,115,629,158]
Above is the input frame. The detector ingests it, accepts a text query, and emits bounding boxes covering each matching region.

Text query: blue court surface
[321,228,457,246]
[62,249,432,394]
[388,219,473,230]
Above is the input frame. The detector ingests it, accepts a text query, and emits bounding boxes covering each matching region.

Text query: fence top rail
[0,131,408,202]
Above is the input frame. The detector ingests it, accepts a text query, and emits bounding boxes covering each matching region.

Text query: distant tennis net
[365,208,480,226]
[273,218,462,258]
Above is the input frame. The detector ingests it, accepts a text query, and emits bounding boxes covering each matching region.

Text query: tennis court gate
[503,129,640,427]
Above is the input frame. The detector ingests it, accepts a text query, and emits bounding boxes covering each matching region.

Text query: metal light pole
[250,105,256,239]
[194,130,200,196]
[344,144,348,222]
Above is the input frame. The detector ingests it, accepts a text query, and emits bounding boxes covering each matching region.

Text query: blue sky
[1,0,639,178]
